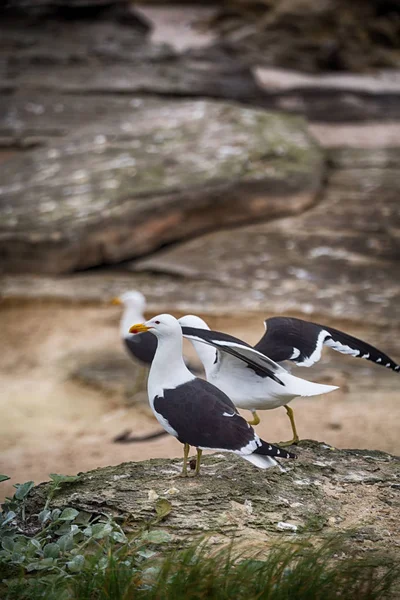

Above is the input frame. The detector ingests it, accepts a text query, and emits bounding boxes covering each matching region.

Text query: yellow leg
[247,410,260,426]
[181,443,190,477]
[195,448,203,476]
[279,405,300,447]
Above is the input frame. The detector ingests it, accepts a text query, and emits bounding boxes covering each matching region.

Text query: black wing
[154,379,294,458]
[124,332,157,365]
[255,317,400,372]
[181,326,285,384]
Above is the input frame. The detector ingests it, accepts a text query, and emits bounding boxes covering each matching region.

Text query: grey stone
[0,100,323,273]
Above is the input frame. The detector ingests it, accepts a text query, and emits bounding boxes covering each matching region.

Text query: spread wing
[181,326,286,385]
[255,317,400,372]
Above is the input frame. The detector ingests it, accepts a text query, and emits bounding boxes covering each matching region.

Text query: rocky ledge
[24,441,400,556]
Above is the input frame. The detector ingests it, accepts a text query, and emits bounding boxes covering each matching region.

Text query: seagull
[111,291,202,399]
[128,314,296,475]
[112,291,158,394]
[178,315,339,446]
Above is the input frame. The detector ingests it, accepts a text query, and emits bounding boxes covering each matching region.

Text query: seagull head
[111,290,146,312]
[129,314,181,339]
[178,315,210,331]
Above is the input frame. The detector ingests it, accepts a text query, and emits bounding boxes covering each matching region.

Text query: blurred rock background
[0,0,399,498]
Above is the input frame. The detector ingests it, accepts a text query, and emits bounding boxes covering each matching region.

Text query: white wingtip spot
[277,449,280,455]
[376,358,382,363]
[386,363,391,368]
[362,353,370,359]
[290,347,301,360]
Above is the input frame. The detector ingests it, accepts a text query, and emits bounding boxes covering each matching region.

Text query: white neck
[188,338,217,379]
[148,333,195,398]
[120,306,145,338]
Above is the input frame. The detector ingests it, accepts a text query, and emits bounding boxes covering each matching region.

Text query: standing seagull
[128,314,296,475]
[178,315,339,446]
[112,291,157,365]
[112,291,202,392]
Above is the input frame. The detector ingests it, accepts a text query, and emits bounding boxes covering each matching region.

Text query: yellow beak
[129,323,151,334]
[111,297,122,305]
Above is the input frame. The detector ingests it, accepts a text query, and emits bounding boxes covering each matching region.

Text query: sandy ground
[0,302,399,501]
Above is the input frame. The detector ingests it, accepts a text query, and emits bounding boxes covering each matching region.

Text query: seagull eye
[154,320,160,325]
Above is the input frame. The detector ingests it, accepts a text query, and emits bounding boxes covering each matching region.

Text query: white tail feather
[280,373,339,398]
[240,453,278,469]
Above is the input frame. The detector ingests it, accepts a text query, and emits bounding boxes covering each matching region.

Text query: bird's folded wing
[181,326,286,385]
[154,379,258,451]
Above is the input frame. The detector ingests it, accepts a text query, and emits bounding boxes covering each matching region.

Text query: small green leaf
[155,498,172,521]
[14,481,34,500]
[0,475,10,483]
[30,539,42,552]
[1,537,14,552]
[83,526,92,537]
[36,557,55,570]
[58,533,74,552]
[13,538,29,552]
[26,561,41,572]
[55,522,72,536]
[67,554,85,572]
[51,509,61,520]
[138,549,156,559]
[59,508,79,521]
[111,531,127,543]
[1,511,16,527]
[49,474,79,485]
[91,523,113,539]
[143,530,172,544]
[74,511,91,525]
[43,543,60,559]
[38,509,51,525]
[11,551,25,564]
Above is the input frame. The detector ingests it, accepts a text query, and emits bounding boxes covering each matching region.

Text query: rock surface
[0,11,259,101]
[24,441,400,556]
[206,0,400,73]
[70,352,144,402]
[132,147,400,328]
[0,100,323,274]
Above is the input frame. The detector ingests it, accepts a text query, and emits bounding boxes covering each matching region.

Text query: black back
[124,332,157,365]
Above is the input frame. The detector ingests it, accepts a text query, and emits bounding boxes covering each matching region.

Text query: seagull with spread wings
[179,315,399,446]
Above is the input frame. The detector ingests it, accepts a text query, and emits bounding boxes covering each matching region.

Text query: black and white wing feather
[153,379,295,459]
[181,327,285,384]
[255,317,400,372]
